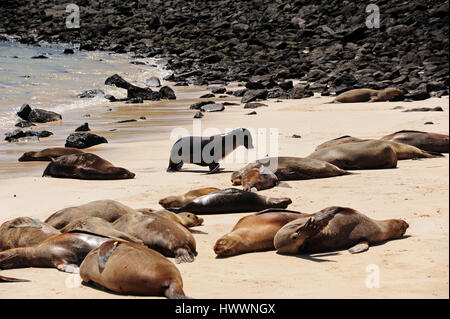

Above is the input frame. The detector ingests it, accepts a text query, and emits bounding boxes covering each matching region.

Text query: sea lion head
[389,219,409,238]
[178,213,204,227]
[385,87,406,100]
[269,197,292,208]
[213,234,240,257]
[110,167,135,179]
[242,166,278,191]
[230,170,242,186]
[18,151,36,161]
[273,226,303,254]
[159,196,183,209]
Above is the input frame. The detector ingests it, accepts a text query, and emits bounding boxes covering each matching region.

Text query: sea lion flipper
[97,240,120,273]
[295,207,339,235]
[56,263,80,273]
[174,248,195,264]
[0,275,30,283]
[165,283,190,299]
[348,241,370,254]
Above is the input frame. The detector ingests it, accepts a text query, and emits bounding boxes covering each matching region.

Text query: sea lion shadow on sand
[290,252,340,262]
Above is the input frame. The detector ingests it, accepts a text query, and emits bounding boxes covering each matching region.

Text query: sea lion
[158,187,220,209]
[45,200,136,230]
[231,157,349,186]
[307,140,398,170]
[241,166,279,191]
[330,88,406,103]
[42,153,135,180]
[274,206,409,255]
[316,136,441,160]
[112,211,197,263]
[18,147,84,162]
[170,188,292,214]
[214,209,308,257]
[167,128,254,173]
[381,130,449,154]
[0,217,61,251]
[148,210,204,228]
[60,217,144,244]
[80,240,188,299]
[0,231,110,273]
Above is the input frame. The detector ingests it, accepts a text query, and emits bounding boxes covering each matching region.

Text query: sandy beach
[0,91,448,299]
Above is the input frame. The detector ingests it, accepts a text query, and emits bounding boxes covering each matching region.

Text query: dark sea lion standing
[231,157,349,186]
[274,206,409,255]
[18,147,84,162]
[316,136,441,160]
[60,217,144,244]
[112,211,197,263]
[214,209,308,257]
[158,187,220,209]
[42,153,135,180]
[330,88,406,103]
[45,200,137,230]
[381,130,449,153]
[167,128,254,173]
[0,231,110,273]
[0,217,61,251]
[80,240,188,298]
[170,188,292,214]
[307,140,398,170]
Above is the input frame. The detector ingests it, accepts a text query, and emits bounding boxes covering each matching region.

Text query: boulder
[65,133,108,149]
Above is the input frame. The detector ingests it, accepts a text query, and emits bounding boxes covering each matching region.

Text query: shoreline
[0,93,448,298]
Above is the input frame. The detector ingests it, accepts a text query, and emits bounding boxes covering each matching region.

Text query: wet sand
[0,93,448,298]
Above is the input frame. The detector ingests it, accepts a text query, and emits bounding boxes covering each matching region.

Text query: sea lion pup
[330,88,406,103]
[158,187,220,209]
[381,130,449,154]
[316,136,441,160]
[0,274,30,283]
[231,157,349,186]
[0,217,61,251]
[18,147,84,162]
[80,240,189,299]
[0,231,111,273]
[274,206,409,255]
[112,211,197,263]
[241,166,279,191]
[45,199,136,230]
[60,217,144,244]
[214,209,308,257]
[42,153,135,180]
[307,140,398,170]
[170,188,292,214]
[167,128,254,174]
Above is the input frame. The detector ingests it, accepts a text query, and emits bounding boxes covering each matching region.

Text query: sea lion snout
[18,152,33,161]
[214,237,237,257]
[272,197,292,208]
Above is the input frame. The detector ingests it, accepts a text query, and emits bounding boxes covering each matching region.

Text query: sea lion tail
[0,274,30,283]
[424,151,444,158]
[174,248,195,264]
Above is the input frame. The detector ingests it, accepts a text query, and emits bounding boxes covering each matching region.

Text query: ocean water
[0,39,207,178]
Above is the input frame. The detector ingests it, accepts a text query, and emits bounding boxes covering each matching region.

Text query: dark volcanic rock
[246,111,257,115]
[105,74,133,90]
[65,133,108,149]
[403,107,444,112]
[241,89,268,103]
[75,123,90,132]
[289,84,314,99]
[127,86,160,100]
[15,120,35,128]
[244,103,268,109]
[17,104,32,121]
[193,111,204,119]
[31,55,48,59]
[76,89,104,98]
[5,129,53,142]
[63,49,74,54]
[104,94,117,102]
[159,86,176,100]
[190,101,215,110]
[200,93,215,98]
[210,87,227,94]
[28,109,62,123]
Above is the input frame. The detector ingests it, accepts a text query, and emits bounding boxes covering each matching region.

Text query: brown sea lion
[330,88,406,103]
[60,217,144,244]
[167,128,254,173]
[112,211,197,263]
[241,166,279,191]
[80,240,188,299]
[214,209,308,257]
[18,147,84,162]
[307,140,398,170]
[0,231,111,273]
[0,217,61,251]
[170,188,292,215]
[45,200,136,230]
[316,136,441,160]
[231,157,349,186]
[149,210,204,228]
[274,206,409,255]
[42,153,135,180]
[158,187,220,209]
[381,130,449,153]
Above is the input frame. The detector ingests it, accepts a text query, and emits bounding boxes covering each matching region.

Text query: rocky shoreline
[0,0,448,99]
